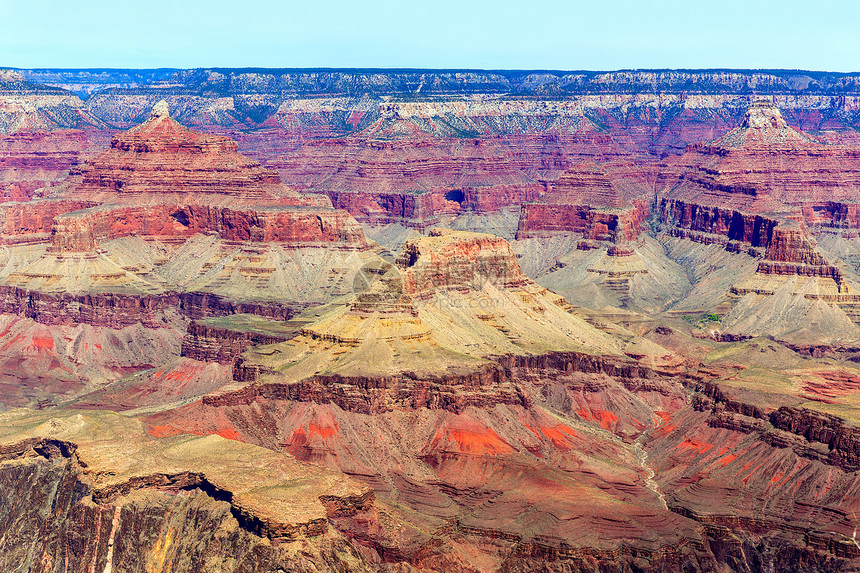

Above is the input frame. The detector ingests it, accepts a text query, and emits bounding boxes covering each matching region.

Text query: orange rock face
[516,161,649,241]
[47,204,368,252]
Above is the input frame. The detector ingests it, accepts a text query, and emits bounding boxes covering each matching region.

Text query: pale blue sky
[2,0,859,71]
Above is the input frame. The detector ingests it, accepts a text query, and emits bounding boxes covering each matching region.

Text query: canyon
[0,68,860,572]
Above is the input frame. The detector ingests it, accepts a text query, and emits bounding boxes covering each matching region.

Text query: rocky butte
[1,70,860,572]
[0,100,379,409]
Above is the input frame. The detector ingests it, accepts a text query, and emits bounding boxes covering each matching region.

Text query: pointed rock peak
[151,100,170,119]
[714,100,818,148]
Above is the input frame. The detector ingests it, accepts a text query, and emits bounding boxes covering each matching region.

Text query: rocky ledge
[0,411,374,572]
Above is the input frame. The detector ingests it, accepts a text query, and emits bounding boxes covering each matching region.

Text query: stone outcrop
[516,162,649,241]
[0,129,102,201]
[658,198,777,247]
[656,104,857,298]
[397,229,530,295]
[0,412,374,572]
[0,286,316,328]
[658,102,860,213]
[57,100,326,206]
[0,199,96,243]
[47,203,368,252]
[275,132,622,229]
[181,318,295,364]
[0,101,376,329]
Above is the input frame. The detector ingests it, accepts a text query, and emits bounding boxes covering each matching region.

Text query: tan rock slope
[0,410,373,570]
[235,229,676,388]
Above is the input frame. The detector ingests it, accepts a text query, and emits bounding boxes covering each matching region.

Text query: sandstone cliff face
[5,70,860,572]
[23,68,860,98]
[657,103,860,210]
[0,199,96,243]
[0,129,104,201]
[0,92,105,134]
[398,229,530,295]
[658,198,777,246]
[516,162,650,241]
[9,69,860,162]
[58,101,322,206]
[0,414,375,573]
[47,204,368,253]
[153,340,860,572]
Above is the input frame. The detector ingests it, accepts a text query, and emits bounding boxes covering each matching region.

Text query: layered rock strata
[0,102,377,327]
[57,101,320,206]
[47,203,368,252]
[658,102,860,220]
[0,411,374,572]
[516,162,649,241]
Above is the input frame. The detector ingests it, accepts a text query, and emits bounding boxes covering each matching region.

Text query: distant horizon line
[6,66,860,75]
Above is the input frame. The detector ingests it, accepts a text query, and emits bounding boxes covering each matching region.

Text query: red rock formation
[397,229,530,295]
[47,203,369,252]
[517,201,647,241]
[0,430,373,573]
[515,161,650,241]
[658,198,777,246]
[58,101,325,207]
[656,104,860,278]
[0,129,105,201]
[658,102,860,215]
[266,130,640,228]
[0,199,95,244]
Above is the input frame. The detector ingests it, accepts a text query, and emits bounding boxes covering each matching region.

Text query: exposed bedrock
[47,203,369,253]
[517,201,647,241]
[326,185,545,230]
[396,229,531,294]
[28,69,860,156]
[181,320,294,364]
[768,406,860,470]
[150,353,860,571]
[641,386,860,571]
[226,350,683,414]
[0,199,96,243]
[765,227,831,266]
[0,287,306,328]
[0,434,374,573]
[658,199,843,282]
[695,380,860,471]
[658,198,777,247]
[0,286,180,328]
[515,159,651,241]
[651,103,860,286]
[0,129,105,201]
[268,128,637,229]
[62,101,293,202]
